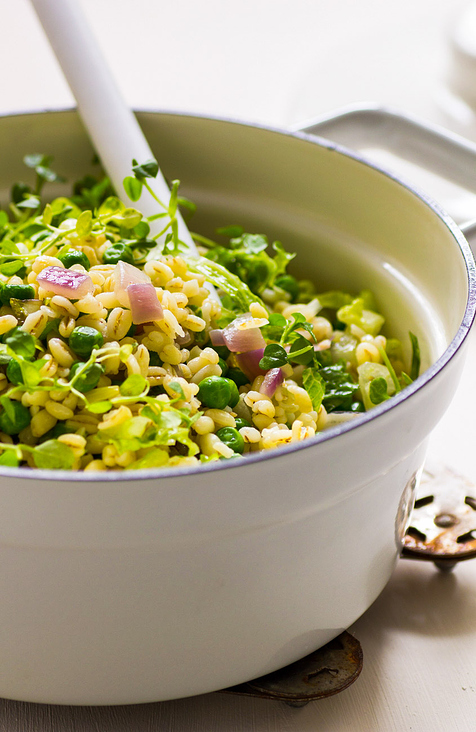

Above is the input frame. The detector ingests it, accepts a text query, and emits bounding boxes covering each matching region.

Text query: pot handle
[293,104,476,241]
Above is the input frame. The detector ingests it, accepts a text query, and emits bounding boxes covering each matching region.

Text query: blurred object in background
[440,0,476,139]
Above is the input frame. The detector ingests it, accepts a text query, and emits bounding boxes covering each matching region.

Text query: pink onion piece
[37,266,94,299]
[223,320,266,353]
[113,260,151,307]
[209,329,226,347]
[261,367,284,397]
[235,348,266,381]
[127,283,164,324]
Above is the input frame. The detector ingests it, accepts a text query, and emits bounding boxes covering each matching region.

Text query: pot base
[221,630,363,705]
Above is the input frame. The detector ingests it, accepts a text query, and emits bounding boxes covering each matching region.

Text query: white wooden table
[1,0,476,729]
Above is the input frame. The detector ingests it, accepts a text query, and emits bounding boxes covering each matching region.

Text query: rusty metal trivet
[220,631,362,706]
[402,465,476,571]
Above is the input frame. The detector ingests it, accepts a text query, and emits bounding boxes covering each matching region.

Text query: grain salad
[0,155,421,471]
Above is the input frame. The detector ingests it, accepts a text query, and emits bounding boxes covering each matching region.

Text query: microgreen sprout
[123,159,186,255]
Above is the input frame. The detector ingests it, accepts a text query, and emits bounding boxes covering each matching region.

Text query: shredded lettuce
[337,297,385,336]
[187,256,263,312]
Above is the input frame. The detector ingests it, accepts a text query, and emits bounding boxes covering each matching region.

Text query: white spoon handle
[30,0,197,253]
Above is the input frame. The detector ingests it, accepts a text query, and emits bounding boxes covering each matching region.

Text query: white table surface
[1,1,476,730]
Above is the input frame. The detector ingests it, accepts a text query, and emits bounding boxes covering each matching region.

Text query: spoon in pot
[29,0,199,255]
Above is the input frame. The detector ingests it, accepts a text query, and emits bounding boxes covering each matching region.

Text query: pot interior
[0,109,472,372]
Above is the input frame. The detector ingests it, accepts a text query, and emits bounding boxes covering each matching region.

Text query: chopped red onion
[236,348,266,381]
[209,329,226,347]
[114,260,151,307]
[261,367,284,397]
[223,317,266,353]
[127,283,164,324]
[37,266,94,299]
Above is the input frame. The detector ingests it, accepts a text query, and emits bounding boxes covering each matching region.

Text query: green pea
[69,326,104,360]
[6,359,23,385]
[216,426,245,454]
[234,417,252,430]
[218,357,229,377]
[227,368,249,388]
[69,361,104,393]
[0,284,35,305]
[58,249,90,270]
[102,243,134,265]
[197,376,231,409]
[0,401,31,435]
[275,274,300,302]
[226,378,240,408]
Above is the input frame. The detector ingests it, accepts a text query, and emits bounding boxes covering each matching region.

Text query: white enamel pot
[0,108,474,705]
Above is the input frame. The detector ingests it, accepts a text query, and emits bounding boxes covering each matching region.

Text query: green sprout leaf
[132,159,159,180]
[369,376,390,405]
[123,175,143,202]
[16,195,40,210]
[42,203,53,227]
[76,209,93,237]
[112,207,142,230]
[23,153,45,169]
[35,165,63,184]
[0,396,15,422]
[259,343,288,370]
[98,196,124,218]
[167,381,186,400]
[216,225,244,238]
[32,440,75,470]
[119,374,148,397]
[302,366,326,411]
[287,334,314,365]
[132,220,150,240]
[18,359,46,389]
[119,344,134,362]
[0,260,24,276]
[4,328,36,359]
[0,448,20,467]
[86,401,113,414]
[125,449,169,470]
